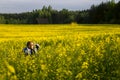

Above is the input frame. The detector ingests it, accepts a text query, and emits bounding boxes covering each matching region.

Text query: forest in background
[0,1,120,24]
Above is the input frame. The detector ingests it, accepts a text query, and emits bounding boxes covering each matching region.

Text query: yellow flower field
[0,24,120,80]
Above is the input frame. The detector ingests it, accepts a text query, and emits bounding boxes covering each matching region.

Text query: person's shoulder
[23,47,29,53]
[23,47,28,51]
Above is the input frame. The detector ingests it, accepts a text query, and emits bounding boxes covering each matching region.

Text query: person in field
[23,41,40,56]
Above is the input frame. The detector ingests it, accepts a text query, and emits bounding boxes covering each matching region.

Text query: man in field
[23,41,40,56]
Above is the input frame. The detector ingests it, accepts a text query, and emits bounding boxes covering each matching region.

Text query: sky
[0,0,119,13]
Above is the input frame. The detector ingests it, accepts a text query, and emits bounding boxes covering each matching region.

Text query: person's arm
[35,44,40,50]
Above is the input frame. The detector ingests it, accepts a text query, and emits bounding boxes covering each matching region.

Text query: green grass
[0,24,120,80]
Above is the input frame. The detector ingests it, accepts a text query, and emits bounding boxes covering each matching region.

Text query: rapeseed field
[0,24,120,80]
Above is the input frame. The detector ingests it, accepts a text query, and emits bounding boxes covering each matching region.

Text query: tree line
[0,1,120,24]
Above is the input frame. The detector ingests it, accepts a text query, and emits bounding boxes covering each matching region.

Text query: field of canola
[0,24,120,80]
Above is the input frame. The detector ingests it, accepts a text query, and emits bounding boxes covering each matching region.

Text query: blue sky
[0,0,119,13]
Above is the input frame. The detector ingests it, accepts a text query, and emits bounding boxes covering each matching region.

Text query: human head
[27,41,34,49]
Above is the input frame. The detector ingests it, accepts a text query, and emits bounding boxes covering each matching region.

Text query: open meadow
[0,24,120,80]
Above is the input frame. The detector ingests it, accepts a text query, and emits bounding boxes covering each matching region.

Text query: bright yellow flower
[81,62,89,69]
[5,61,15,74]
[7,64,16,74]
[41,64,46,70]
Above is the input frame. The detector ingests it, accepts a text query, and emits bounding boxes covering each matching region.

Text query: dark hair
[27,41,33,47]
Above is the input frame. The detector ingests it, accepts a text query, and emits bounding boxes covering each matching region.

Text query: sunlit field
[0,24,120,80]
